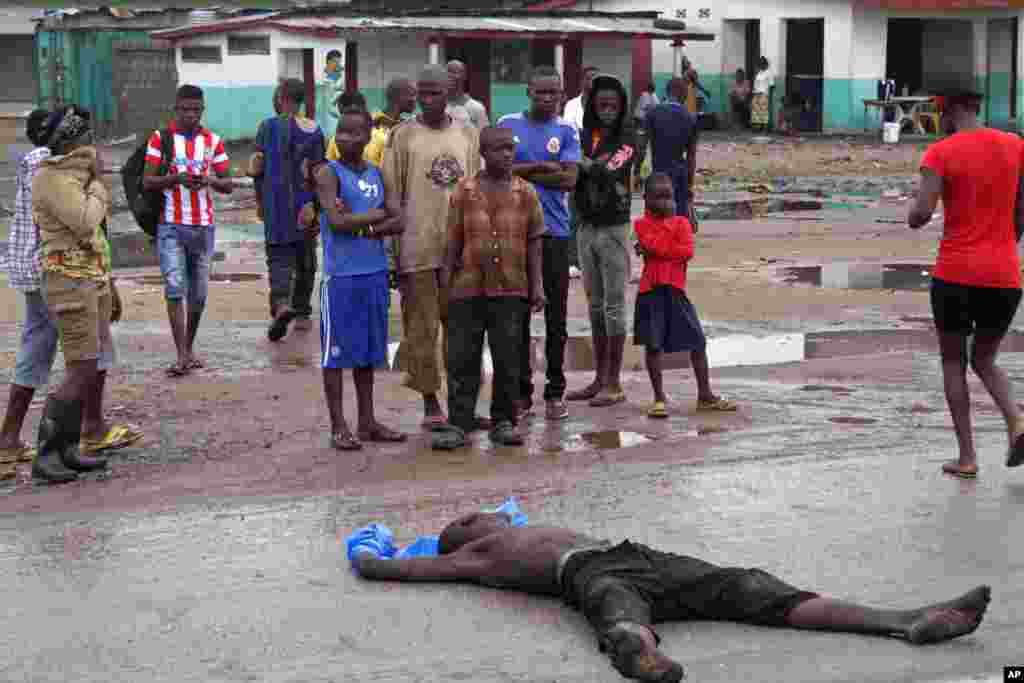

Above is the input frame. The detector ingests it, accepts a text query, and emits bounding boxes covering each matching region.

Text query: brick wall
[112,41,178,142]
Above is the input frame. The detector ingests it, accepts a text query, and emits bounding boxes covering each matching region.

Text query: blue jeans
[14,289,114,388]
[158,223,215,306]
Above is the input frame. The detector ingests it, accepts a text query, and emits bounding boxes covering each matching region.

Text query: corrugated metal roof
[853,0,1016,7]
[152,10,714,41]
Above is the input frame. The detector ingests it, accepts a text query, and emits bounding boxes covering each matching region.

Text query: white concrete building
[554,0,1022,131]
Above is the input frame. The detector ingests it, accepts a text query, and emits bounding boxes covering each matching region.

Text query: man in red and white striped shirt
[143,84,234,378]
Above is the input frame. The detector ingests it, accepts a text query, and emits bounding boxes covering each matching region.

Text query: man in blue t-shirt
[643,77,698,218]
[498,65,581,422]
[311,107,408,451]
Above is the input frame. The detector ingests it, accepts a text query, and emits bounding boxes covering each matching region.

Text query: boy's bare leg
[355,367,405,442]
[690,348,718,403]
[786,586,990,644]
[323,368,357,448]
[645,349,666,403]
[0,384,35,450]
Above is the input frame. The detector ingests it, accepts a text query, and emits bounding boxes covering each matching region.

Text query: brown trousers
[397,269,448,395]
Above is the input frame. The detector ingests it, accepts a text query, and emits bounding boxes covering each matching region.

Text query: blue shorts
[158,222,215,305]
[634,285,706,354]
[14,289,114,388]
[320,272,390,369]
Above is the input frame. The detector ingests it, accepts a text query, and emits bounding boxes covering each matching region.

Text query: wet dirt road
[2,194,1023,681]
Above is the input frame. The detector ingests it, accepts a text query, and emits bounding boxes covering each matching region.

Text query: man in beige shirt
[383,65,481,427]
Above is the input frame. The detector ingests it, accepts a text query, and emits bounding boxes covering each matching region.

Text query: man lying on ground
[351,512,990,682]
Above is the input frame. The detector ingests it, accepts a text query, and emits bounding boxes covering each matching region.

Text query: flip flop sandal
[81,424,144,455]
[431,424,467,451]
[942,461,978,479]
[647,401,669,419]
[165,363,190,378]
[186,358,205,370]
[1007,433,1024,468]
[589,391,627,408]
[697,397,738,412]
[421,414,448,430]
[0,444,36,464]
[357,427,408,443]
[331,432,363,451]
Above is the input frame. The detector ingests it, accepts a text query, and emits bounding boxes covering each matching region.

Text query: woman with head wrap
[28,105,127,482]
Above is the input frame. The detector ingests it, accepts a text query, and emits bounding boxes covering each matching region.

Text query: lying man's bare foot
[905,585,990,644]
[599,622,685,682]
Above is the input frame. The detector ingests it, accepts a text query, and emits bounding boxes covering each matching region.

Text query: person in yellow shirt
[327,78,416,166]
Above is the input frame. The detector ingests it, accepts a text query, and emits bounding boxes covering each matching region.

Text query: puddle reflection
[780,263,932,291]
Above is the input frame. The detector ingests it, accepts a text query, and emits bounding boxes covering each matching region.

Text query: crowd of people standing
[4,58,1023,483]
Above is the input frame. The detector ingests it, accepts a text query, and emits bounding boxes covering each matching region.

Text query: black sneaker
[490,421,524,446]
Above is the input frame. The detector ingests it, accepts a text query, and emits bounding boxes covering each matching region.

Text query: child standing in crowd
[438,126,546,449]
[634,173,737,418]
[312,107,407,452]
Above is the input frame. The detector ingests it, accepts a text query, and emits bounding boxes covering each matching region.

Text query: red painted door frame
[345,42,359,93]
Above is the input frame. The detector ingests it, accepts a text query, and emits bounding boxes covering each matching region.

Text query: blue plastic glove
[345,523,397,562]
[395,535,440,559]
[490,497,529,527]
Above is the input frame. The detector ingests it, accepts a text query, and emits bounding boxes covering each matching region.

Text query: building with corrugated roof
[151,7,713,140]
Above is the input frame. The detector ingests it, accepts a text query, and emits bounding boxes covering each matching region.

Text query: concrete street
[0,134,1021,682]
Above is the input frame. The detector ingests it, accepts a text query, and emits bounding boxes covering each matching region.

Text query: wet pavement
[2,149,1023,680]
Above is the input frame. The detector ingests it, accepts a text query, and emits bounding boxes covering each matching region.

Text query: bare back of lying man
[354,512,989,682]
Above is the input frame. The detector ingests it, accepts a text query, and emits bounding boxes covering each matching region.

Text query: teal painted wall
[988,72,1013,129]
[492,83,530,122]
[201,86,276,141]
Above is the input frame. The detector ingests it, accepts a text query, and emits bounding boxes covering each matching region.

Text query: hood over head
[583,73,630,138]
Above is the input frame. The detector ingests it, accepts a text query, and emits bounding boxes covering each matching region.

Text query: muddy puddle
[542,430,654,454]
[778,262,932,291]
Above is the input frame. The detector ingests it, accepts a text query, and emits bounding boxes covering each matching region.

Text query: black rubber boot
[56,398,107,472]
[31,397,79,484]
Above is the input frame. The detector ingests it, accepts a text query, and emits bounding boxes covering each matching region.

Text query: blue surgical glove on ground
[345,523,397,562]
[349,498,529,566]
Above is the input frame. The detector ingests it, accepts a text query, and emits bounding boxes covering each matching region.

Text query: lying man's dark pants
[561,541,819,641]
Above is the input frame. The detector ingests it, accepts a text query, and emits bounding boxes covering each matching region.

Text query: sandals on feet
[647,401,669,419]
[185,358,205,370]
[589,390,627,408]
[697,397,738,412]
[81,424,144,455]
[942,461,978,479]
[331,432,363,451]
[165,363,190,378]
[268,308,297,342]
[357,426,408,443]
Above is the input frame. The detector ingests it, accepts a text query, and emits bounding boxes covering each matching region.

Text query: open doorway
[785,18,824,132]
[444,38,493,117]
[722,19,760,128]
[886,18,973,97]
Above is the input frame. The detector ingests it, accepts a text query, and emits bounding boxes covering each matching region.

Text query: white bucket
[882,122,900,144]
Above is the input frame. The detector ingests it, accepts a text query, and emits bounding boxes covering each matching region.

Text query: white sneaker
[569,266,582,279]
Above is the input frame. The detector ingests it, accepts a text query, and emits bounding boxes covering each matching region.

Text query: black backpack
[122,129,173,239]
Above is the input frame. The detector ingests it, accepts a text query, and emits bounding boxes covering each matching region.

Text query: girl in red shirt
[633,173,736,418]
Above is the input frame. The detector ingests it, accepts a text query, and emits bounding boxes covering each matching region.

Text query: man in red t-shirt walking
[908,85,1024,478]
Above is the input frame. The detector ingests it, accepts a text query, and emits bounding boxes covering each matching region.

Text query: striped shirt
[145,124,230,227]
[4,146,51,291]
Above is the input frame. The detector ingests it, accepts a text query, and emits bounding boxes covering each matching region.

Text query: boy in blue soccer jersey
[498,65,581,422]
[311,107,408,452]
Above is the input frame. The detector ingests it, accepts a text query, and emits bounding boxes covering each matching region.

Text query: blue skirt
[634,285,706,353]
[320,271,390,369]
